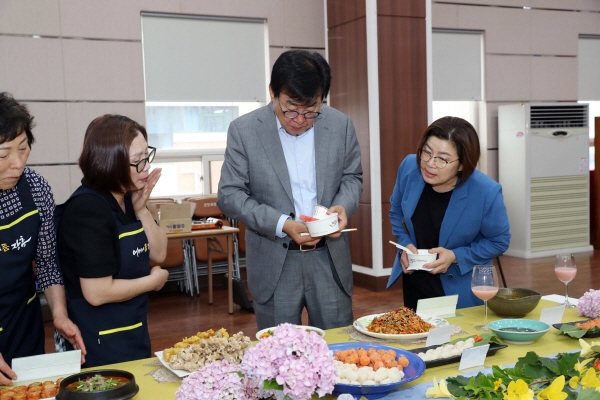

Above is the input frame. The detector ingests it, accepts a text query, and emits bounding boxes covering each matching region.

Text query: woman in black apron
[58,114,168,368]
[0,92,85,385]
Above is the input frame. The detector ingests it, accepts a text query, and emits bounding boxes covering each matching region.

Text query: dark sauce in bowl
[498,327,538,333]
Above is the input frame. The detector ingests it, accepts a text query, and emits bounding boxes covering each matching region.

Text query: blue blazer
[387,154,511,308]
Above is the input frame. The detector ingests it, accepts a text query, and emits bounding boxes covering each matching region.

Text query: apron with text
[0,175,44,367]
[65,190,151,368]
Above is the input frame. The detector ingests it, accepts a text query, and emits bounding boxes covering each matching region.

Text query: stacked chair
[184,196,230,301]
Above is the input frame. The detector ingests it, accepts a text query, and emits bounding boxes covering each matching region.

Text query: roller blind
[432,31,482,101]
[579,37,600,101]
[141,14,268,102]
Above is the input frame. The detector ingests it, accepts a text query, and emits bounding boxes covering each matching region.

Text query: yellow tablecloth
[72,300,588,399]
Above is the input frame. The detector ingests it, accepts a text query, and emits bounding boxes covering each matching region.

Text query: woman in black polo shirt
[57,114,168,367]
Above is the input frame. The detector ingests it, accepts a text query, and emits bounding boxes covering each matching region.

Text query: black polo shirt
[57,187,136,299]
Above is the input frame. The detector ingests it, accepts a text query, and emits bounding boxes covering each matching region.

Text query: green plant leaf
[262,379,284,391]
[576,388,600,400]
[558,324,589,338]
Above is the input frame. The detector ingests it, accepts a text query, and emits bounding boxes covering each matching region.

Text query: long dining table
[62,298,588,399]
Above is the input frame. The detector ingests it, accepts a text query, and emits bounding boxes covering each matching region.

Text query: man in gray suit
[217,50,362,330]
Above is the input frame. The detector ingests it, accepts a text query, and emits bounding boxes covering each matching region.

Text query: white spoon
[388,240,415,255]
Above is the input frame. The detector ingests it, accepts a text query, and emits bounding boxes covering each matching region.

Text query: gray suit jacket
[217,102,363,304]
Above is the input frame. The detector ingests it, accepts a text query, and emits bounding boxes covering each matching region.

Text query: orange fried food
[334,347,407,370]
[576,318,600,331]
[398,356,409,368]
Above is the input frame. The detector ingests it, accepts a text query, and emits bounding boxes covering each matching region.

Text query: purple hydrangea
[175,359,257,400]
[241,323,337,400]
[578,289,600,319]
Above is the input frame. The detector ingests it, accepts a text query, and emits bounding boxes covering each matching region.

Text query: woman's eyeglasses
[420,149,459,169]
[130,146,156,172]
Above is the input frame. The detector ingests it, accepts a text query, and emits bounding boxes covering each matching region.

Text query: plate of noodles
[353,307,449,340]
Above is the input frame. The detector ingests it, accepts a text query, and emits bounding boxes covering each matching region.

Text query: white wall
[432,0,600,180]
[0,0,326,203]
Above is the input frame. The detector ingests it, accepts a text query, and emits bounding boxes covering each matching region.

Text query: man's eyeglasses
[420,149,459,169]
[130,146,156,173]
[278,99,321,120]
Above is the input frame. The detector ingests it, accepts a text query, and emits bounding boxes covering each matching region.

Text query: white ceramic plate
[353,313,448,340]
[255,325,326,340]
[154,351,191,378]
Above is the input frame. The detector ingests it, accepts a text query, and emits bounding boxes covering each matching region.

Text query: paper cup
[305,213,338,237]
[407,250,437,270]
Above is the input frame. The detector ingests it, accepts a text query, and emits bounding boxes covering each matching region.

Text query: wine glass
[471,265,500,332]
[554,253,577,308]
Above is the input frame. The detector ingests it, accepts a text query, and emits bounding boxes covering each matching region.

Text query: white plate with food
[255,325,326,340]
[154,351,190,378]
[353,308,449,340]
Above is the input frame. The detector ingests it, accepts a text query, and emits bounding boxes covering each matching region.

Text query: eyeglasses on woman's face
[130,146,156,173]
[420,149,459,169]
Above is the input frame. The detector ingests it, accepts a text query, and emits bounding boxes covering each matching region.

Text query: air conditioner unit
[498,103,592,258]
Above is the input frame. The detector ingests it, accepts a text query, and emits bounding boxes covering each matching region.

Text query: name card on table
[458,344,489,371]
[540,305,566,325]
[426,325,454,347]
[417,295,458,318]
[13,350,81,383]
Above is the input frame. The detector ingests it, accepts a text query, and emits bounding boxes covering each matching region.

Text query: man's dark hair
[0,92,35,146]
[270,50,331,103]
[79,114,147,194]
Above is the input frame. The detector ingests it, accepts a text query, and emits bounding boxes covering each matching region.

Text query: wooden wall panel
[327,0,365,29]
[328,20,370,205]
[327,6,371,270]
[377,15,428,203]
[378,0,426,17]
[348,203,372,268]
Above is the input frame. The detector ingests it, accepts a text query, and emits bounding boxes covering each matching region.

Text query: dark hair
[270,50,331,103]
[416,116,480,186]
[79,114,147,194]
[0,92,35,146]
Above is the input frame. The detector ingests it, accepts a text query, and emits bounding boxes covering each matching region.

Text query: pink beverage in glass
[555,267,577,283]
[472,286,499,301]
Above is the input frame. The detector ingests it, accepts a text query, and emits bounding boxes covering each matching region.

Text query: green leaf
[538,356,561,375]
[447,376,471,397]
[261,379,284,391]
[556,352,580,376]
[558,324,589,338]
[576,388,600,400]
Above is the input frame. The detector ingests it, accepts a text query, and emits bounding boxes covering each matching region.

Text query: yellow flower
[504,379,534,400]
[574,357,593,374]
[425,377,453,398]
[579,339,600,358]
[569,376,579,390]
[580,368,600,389]
[537,375,567,400]
[494,378,503,391]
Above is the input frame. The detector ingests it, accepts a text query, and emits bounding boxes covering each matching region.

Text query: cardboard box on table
[147,201,196,234]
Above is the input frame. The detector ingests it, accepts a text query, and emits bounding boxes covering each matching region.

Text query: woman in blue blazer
[387,117,510,309]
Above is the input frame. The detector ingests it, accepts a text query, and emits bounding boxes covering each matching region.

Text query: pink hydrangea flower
[175,359,257,400]
[578,289,600,319]
[241,323,337,400]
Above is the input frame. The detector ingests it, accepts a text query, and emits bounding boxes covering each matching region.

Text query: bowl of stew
[56,369,138,400]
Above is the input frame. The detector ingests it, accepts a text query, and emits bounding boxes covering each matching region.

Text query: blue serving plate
[329,343,426,400]
[488,319,550,344]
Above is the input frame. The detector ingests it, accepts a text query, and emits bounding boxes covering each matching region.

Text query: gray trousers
[254,246,353,331]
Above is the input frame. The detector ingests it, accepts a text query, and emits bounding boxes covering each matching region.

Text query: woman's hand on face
[425,247,456,274]
[150,266,169,291]
[132,168,162,214]
[400,244,418,274]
